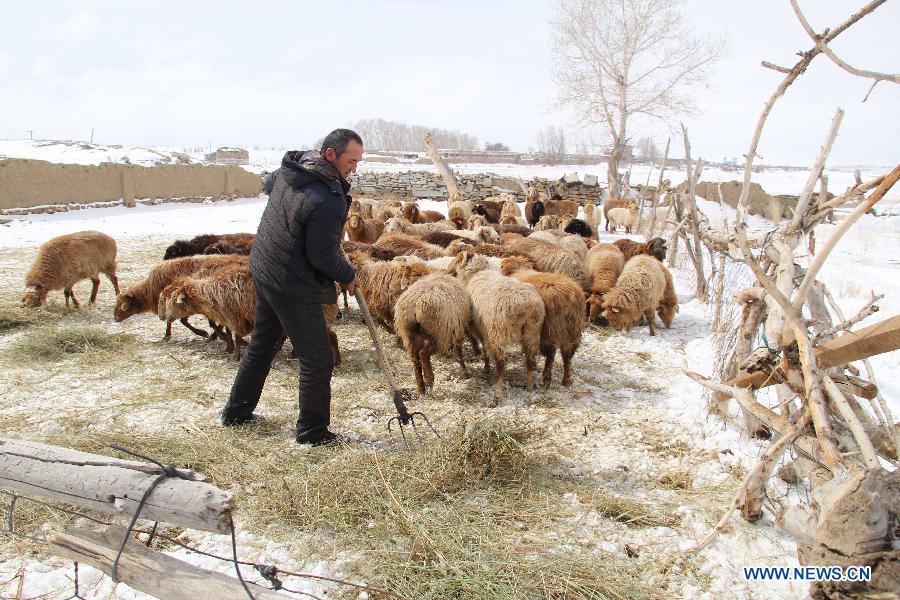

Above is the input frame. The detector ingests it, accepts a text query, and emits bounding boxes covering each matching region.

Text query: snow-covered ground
[1,186,897,598]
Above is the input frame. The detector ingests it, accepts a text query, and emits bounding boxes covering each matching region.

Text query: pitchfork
[353,287,440,447]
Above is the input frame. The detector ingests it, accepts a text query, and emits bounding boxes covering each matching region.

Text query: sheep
[583,202,602,233]
[500,257,584,387]
[373,232,447,260]
[534,215,563,231]
[528,230,563,246]
[447,251,545,406]
[448,200,473,229]
[418,230,472,248]
[658,262,679,328]
[445,238,531,260]
[507,237,588,290]
[472,203,500,223]
[602,255,667,336]
[401,202,444,224]
[524,198,545,228]
[346,213,385,244]
[373,199,403,221]
[584,243,625,322]
[22,231,119,308]
[114,254,243,339]
[602,197,634,232]
[203,233,256,256]
[22,230,120,308]
[563,218,595,239]
[476,198,506,214]
[348,252,434,333]
[451,225,502,245]
[394,273,472,392]
[383,217,455,236]
[494,223,531,237]
[467,214,490,230]
[158,262,256,359]
[612,237,667,262]
[341,240,403,261]
[501,198,522,218]
[557,235,589,263]
[163,234,222,260]
[544,199,579,219]
[607,202,640,233]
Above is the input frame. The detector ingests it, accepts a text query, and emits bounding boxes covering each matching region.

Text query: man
[222,128,362,446]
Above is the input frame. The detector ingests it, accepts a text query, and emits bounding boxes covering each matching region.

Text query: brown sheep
[159,262,256,359]
[602,255,667,335]
[493,224,532,236]
[612,237,667,262]
[373,233,446,260]
[420,231,472,248]
[445,239,528,260]
[203,233,256,256]
[401,202,443,223]
[658,262,679,328]
[347,252,434,333]
[507,237,588,290]
[22,231,120,308]
[544,199,579,219]
[394,273,472,393]
[347,213,385,244]
[114,254,243,339]
[447,251,544,406]
[341,240,403,261]
[501,257,584,387]
[584,244,625,322]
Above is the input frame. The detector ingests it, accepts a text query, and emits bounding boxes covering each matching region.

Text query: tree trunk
[423,132,462,202]
[0,438,235,533]
[48,525,289,600]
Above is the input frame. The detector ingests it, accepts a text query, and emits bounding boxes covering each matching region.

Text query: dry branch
[423,132,462,201]
[822,375,881,469]
[0,438,235,533]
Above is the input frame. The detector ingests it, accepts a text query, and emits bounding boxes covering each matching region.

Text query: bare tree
[550,0,723,197]
[353,118,478,152]
[635,136,660,160]
[535,126,568,163]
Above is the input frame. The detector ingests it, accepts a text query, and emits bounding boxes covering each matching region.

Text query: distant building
[437,149,523,163]
[205,147,249,165]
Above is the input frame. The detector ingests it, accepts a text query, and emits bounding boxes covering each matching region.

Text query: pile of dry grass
[3,325,132,362]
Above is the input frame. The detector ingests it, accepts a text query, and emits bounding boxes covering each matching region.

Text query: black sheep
[163,234,222,260]
[473,204,500,223]
[563,218,594,239]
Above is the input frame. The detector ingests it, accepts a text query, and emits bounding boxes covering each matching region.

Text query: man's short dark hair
[320,128,363,156]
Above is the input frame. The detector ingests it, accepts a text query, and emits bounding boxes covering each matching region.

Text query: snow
[0,153,897,599]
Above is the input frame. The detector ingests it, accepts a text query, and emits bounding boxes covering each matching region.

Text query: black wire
[230,515,256,600]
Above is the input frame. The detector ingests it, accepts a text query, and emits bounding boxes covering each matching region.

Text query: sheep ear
[611,307,621,313]
[175,292,186,304]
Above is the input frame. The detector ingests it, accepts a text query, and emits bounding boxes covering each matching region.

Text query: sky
[0,0,897,166]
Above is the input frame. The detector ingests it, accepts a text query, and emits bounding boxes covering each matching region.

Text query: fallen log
[49,525,288,600]
[0,438,234,533]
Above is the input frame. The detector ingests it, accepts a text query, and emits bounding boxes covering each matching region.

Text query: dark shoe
[296,430,342,447]
[221,413,264,427]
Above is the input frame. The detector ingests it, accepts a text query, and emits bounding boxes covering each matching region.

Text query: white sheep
[394,273,473,393]
[447,251,544,406]
[606,202,640,233]
[602,255,667,335]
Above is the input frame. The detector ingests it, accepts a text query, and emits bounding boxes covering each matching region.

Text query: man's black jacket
[249,151,355,304]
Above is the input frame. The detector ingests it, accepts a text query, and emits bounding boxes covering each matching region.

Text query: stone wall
[349,171,603,205]
[0,159,262,212]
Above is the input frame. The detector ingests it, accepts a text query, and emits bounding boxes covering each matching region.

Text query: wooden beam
[48,525,288,600]
[815,314,900,367]
[725,314,900,392]
[423,132,462,200]
[0,438,234,533]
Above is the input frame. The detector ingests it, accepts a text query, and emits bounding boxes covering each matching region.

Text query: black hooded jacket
[249,151,355,303]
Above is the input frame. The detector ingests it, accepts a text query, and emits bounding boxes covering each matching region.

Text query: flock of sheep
[19,184,678,405]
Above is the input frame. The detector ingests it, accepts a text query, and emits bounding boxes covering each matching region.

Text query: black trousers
[223,278,335,441]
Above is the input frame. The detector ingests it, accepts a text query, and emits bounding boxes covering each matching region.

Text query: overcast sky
[0,1,897,166]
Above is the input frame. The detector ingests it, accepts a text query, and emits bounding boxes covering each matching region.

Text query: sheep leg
[561,346,576,387]
[180,317,209,338]
[328,328,341,367]
[454,344,469,378]
[540,344,556,388]
[206,320,227,342]
[491,355,506,406]
[419,337,435,391]
[65,287,80,308]
[105,272,120,295]
[407,337,426,393]
[233,335,246,360]
[222,328,235,354]
[467,331,482,357]
[645,308,657,336]
[163,319,173,341]
[89,278,100,304]
[342,288,349,312]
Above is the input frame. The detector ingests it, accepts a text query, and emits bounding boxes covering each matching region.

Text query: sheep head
[587,292,606,322]
[21,284,46,308]
[113,291,139,321]
[383,217,404,233]
[478,227,501,244]
[648,238,667,261]
[447,250,488,281]
[601,301,634,332]
[468,214,488,230]
[348,213,363,230]
[362,204,374,220]
[445,239,474,256]
[402,203,419,222]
